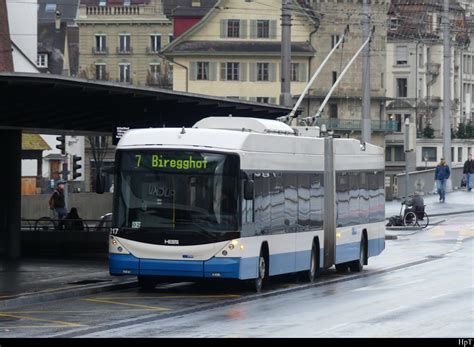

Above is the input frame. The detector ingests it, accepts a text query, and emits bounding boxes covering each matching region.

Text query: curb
[385,209,474,221]
[0,279,137,310]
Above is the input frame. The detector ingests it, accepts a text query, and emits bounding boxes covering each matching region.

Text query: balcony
[116,47,133,54]
[92,47,108,55]
[317,118,399,132]
[80,4,163,17]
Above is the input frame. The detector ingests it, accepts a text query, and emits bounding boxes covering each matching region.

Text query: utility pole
[361,0,371,144]
[442,0,452,189]
[280,0,292,107]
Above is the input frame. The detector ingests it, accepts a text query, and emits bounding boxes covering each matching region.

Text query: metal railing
[21,218,111,232]
[317,118,399,132]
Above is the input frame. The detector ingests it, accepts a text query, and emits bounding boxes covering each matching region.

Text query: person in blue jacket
[434,157,450,203]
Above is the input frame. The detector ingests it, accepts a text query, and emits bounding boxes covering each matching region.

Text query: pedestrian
[434,157,450,203]
[463,153,474,192]
[49,181,67,228]
[64,207,84,231]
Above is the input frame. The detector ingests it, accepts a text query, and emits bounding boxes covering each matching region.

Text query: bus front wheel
[250,251,267,293]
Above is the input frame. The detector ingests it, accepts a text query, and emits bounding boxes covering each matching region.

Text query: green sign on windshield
[135,154,208,170]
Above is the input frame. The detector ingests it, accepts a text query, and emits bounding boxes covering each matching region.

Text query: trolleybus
[109,117,385,291]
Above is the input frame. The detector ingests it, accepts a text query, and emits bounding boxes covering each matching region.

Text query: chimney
[55,10,61,31]
[0,0,14,71]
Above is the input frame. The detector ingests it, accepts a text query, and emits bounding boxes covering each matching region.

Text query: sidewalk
[0,258,135,309]
[385,190,474,219]
[1,190,472,310]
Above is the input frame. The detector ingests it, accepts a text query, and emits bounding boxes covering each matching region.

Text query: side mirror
[243,179,254,200]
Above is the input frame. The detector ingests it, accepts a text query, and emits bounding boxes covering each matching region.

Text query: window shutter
[250,20,257,39]
[190,62,197,81]
[249,63,256,82]
[269,97,277,104]
[220,20,228,38]
[300,63,307,82]
[270,20,277,39]
[240,20,247,39]
[396,46,408,62]
[239,62,247,81]
[220,62,226,81]
[269,63,276,82]
[249,97,257,102]
[209,62,217,81]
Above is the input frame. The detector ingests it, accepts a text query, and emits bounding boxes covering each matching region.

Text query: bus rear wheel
[349,235,367,272]
[300,243,319,283]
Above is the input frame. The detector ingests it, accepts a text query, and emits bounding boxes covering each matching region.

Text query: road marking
[82,298,171,311]
[0,285,82,299]
[99,295,241,300]
[0,325,78,329]
[0,312,84,327]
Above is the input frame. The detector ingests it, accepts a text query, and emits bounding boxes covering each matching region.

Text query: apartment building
[161,0,317,104]
[385,0,473,176]
[77,0,173,88]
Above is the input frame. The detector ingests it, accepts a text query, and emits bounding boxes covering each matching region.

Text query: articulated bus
[109,117,385,291]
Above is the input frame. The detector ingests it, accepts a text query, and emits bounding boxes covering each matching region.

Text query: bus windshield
[115,150,240,235]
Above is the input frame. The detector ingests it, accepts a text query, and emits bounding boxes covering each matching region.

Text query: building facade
[162,0,317,104]
[302,0,392,147]
[385,0,473,177]
[77,0,173,88]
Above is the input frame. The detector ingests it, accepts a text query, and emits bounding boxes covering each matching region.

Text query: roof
[38,0,80,24]
[162,0,318,56]
[193,117,295,134]
[117,127,383,172]
[0,72,293,135]
[166,41,316,56]
[388,0,469,43]
[162,0,217,17]
[22,134,51,151]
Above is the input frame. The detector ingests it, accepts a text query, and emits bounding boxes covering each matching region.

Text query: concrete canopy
[0,72,293,135]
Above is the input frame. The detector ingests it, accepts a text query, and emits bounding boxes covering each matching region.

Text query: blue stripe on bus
[109,253,139,275]
[140,258,204,277]
[335,237,385,264]
[109,241,384,279]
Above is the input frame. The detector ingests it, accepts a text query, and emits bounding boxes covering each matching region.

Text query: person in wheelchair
[404,192,425,221]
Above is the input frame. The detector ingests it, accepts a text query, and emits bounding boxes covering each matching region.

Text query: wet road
[1,214,472,337]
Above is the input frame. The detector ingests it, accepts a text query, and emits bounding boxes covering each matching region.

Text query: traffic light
[56,135,66,155]
[72,155,82,180]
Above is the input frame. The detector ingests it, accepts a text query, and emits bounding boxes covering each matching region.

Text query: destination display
[119,150,239,175]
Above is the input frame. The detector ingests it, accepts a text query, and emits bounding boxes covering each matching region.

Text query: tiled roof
[22,134,51,151]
